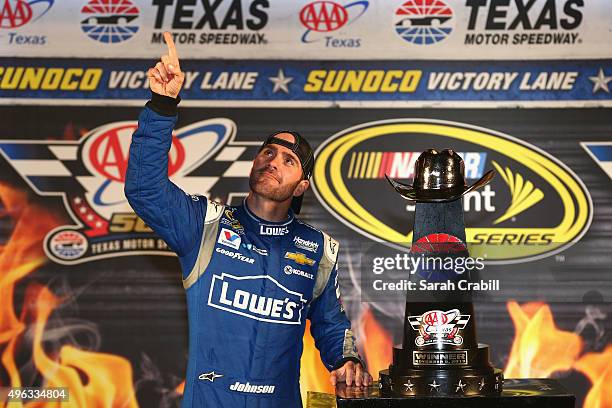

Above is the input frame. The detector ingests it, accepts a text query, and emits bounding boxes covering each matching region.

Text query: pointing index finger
[163,31,180,67]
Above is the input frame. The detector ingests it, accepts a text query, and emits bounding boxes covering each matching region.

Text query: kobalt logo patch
[284,265,314,280]
[207,273,306,324]
[0,118,237,264]
[312,119,592,263]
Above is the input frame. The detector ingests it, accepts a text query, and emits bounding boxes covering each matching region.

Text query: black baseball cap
[259,131,314,214]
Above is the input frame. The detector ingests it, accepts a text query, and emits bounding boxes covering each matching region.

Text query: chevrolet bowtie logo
[199,371,224,382]
[284,251,315,266]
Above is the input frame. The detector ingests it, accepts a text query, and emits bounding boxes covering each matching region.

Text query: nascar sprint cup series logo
[312,119,592,263]
[0,117,238,264]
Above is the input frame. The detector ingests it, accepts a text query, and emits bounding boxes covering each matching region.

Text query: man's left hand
[330,360,373,387]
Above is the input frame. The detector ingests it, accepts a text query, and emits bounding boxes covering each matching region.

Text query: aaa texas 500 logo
[0,118,237,264]
[312,119,592,263]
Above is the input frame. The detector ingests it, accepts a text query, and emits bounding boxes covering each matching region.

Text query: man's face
[249,133,308,203]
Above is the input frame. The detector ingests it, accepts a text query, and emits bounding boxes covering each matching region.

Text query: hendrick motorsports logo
[207,273,307,324]
[0,0,54,29]
[0,117,239,264]
[394,0,453,45]
[408,309,470,346]
[312,119,592,263]
[80,0,140,44]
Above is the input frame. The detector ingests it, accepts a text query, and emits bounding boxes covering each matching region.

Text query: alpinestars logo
[408,309,470,346]
[207,273,307,324]
[0,117,248,265]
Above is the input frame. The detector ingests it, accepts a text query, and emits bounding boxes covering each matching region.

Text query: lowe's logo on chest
[260,225,289,235]
[207,273,307,325]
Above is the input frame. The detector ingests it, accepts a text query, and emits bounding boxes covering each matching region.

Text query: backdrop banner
[0,102,610,407]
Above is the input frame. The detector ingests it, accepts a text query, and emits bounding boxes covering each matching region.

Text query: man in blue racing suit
[125,32,372,407]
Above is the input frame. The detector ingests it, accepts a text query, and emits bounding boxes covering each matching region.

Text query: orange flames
[300,321,335,403]
[0,183,138,407]
[575,346,612,408]
[505,301,583,378]
[358,306,393,376]
[505,301,612,408]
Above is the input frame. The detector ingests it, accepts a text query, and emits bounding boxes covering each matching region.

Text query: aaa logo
[0,118,237,264]
[0,0,54,29]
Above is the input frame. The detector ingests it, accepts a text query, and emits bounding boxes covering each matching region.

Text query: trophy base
[334,378,575,408]
[381,343,503,396]
[380,367,503,396]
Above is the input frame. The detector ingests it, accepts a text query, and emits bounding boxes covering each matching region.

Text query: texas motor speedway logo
[151,0,270,45]
[0,117,251,264]
[464,0,584,46]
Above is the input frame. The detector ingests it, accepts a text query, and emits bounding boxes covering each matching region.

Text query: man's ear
[293,179,309,197]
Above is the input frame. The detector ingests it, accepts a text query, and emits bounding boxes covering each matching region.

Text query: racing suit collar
[242,198,295,232]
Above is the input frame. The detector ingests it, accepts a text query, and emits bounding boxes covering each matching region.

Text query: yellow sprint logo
[304,70,422,93]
